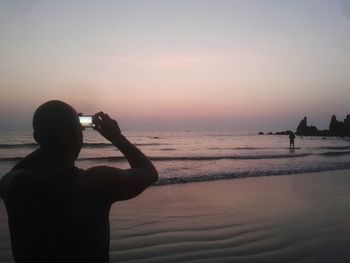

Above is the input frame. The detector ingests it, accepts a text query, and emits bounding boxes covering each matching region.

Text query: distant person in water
[0,100,158,263]
[289,132,296,150]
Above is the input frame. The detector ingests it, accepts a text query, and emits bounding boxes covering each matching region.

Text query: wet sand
[1,170,350,262]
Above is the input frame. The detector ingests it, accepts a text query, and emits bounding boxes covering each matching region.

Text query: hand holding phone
[93,112,122,142]
[79,115,95,128]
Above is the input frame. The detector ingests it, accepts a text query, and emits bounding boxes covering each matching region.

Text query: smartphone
[79,115,94,128]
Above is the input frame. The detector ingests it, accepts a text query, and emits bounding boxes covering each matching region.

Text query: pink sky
[1,0,350,131]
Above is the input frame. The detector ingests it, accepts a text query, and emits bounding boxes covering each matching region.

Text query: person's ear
[33,131,39,143]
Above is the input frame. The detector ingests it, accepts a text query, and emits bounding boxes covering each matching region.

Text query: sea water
[2,131,350,263]
[1,130,350,183]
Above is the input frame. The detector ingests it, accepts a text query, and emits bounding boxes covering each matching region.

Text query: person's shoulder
[0,169,24,200]
[80,166,124,176]
[0,169,24,186]
[72,166,127,205]
[74,165,154,203]
[74,166,124,190]
[75,166,125,190]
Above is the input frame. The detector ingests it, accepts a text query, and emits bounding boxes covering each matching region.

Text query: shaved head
[33,100,83,159]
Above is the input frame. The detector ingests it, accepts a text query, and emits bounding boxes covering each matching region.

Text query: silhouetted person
[0,100,158,263]
[289,132,296,150]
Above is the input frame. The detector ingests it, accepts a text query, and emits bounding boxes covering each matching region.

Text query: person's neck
[38,150,75,172]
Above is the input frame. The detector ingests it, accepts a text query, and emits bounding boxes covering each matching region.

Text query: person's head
[33,100,83,161]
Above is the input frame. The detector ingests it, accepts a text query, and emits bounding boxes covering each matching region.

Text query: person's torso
[4,167,110,263]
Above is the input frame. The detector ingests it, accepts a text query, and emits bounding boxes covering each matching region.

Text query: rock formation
[329,115,350,137]
[275,130,294,135]
[260,114,350,137]
[295,115,350,137]
[296,117,320,136]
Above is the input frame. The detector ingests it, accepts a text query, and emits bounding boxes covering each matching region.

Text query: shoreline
[154,166,350,186]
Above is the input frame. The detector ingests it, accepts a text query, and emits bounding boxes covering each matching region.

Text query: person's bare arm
[82,112,158,203]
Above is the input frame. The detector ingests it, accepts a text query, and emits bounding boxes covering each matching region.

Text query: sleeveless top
[4,167,109,263]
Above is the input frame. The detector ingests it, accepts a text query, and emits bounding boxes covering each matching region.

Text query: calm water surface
[1,131,350,184]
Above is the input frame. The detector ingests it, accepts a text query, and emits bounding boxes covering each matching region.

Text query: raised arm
[82,112,158,203]
[94,112,157,172]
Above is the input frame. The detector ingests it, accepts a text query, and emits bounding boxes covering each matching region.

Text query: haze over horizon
[1,0,350,132]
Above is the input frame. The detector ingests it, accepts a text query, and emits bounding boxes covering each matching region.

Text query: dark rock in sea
[294,114,350,137]
[329,115,350,137]
[255,115,350,138]
[295,117,329,136]
[346,115,350,135]
[321,132,330,136]
[345,114,350,125]
[296,117,319,136]
[297,116,308,132]
[329,115,341,133]
[275,130,294,135]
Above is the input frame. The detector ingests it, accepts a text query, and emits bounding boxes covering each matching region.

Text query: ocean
[2,131,350,262]
[1,130,350,182]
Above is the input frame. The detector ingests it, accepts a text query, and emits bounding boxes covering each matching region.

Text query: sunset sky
[1,0,350,131]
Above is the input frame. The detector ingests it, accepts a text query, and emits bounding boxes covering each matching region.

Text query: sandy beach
[1,169,350,262]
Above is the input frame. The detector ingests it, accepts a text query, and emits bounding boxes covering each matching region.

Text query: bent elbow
[152,167,159,183]
[148,166,158,184]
